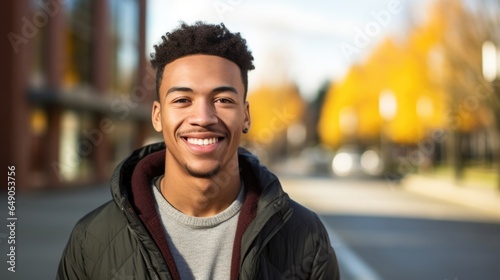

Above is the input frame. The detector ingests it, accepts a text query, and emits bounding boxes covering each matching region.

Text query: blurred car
[298,146,336,176]
[331,145,384,178]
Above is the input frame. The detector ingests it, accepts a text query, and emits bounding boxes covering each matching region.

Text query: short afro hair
[150,22,255,100]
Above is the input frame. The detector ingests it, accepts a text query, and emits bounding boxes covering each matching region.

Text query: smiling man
[57,22,339,280]
[152,54,248,218]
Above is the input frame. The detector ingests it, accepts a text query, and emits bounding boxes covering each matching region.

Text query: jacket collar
[111,142,285,208]
[110,142,290,279]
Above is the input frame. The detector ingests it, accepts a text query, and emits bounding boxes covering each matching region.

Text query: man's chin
[185,165,221,179]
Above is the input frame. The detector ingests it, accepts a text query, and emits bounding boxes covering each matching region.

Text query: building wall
[1,0,155,191]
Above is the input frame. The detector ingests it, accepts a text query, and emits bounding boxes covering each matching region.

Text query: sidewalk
[402,174,500,218]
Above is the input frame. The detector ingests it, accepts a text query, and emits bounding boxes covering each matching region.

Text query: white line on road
[321,217,383,280]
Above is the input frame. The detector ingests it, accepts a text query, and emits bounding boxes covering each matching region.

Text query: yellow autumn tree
[245,83,305,148]
[430,0,492,132]
[427,0,497,179]
[318,2,452,148]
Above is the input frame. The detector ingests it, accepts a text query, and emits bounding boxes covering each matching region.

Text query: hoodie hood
[108,142,290,280]
[110,142,285,209]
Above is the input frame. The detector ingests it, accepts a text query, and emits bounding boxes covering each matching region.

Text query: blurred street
[0,185,110,280]
[1,173,500,280]
[280,176,500,280]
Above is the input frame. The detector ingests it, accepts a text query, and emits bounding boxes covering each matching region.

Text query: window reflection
[110,0,139,93]
[64,0,92,88]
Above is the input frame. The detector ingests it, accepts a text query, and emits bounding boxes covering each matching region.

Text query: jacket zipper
[126,224,162,280]
[239,195,293,277]
[121,198,172,280]
[254,205,293,257]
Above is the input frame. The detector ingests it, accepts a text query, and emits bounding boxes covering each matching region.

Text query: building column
[45,0,65,187]
[136,0,152,149]
[0,0,33,191]
[91,0,111,182]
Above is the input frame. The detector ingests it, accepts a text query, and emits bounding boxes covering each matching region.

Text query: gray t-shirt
[152,177,245,280]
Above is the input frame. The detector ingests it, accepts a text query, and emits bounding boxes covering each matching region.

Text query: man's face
[152,55,250,178]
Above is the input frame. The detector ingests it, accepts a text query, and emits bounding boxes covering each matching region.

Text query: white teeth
[187,137,219,146]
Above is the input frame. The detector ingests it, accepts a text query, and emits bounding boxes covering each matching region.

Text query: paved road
[0,185,111,280]
[323,214,500,280]
[1,176,499,279]
[280,176,500,280]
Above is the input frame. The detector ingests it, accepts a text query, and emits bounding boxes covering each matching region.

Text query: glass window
[63,0,92,88]
[110,0,139,93]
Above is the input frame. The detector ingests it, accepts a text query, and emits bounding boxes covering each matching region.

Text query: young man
[57,22,340,280]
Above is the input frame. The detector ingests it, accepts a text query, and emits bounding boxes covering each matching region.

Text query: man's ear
[244,101,251,131]
[151,100,163,132]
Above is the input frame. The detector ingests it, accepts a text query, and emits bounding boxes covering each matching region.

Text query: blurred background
[1,0,500,279]
[2,0,500,189]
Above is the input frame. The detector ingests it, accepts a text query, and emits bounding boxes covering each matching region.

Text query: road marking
[321,217,383,280]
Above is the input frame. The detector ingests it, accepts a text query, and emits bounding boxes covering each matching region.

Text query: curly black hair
[150,22,255,100]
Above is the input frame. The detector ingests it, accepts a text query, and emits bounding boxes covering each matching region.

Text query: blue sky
[146,0,433,100]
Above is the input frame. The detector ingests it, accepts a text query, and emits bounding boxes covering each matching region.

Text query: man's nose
[188,101,218,126]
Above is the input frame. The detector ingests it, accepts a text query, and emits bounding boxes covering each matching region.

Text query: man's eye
[173,98,190,103]
[215,98,234,104]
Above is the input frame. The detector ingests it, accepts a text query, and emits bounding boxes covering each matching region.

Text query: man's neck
[160,164,241,217]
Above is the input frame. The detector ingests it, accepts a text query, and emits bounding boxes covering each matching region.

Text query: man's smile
[186,137,220,146]
[180,131,226,154]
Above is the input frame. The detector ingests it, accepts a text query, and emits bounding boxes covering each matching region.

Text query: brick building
[1,0,157,190]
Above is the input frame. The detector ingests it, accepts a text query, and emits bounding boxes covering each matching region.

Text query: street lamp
[482,41,500,190]
[482,41,498,82]
[379,89,397,121]
[379,89,397,171]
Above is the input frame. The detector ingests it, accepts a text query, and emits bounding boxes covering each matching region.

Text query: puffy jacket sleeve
[56,220,89,280]
[310,214,340,280]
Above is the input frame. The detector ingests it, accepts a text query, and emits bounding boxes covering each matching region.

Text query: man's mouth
[186,137,220,146]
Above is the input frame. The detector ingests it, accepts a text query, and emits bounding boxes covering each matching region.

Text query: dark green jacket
[57,143,339,279]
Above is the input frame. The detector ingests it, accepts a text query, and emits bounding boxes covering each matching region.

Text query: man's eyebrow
[166,87,193,95]
[165,86,239,96]
[211,86,239,95]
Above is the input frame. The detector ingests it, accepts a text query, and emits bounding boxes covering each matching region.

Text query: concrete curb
[402,175,500,217]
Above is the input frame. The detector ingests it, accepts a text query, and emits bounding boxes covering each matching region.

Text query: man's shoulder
[285,199,326,234]
[72,200,128,242]
[288,199,318,219]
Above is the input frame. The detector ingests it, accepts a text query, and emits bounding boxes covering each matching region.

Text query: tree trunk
[452,130,464,182]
